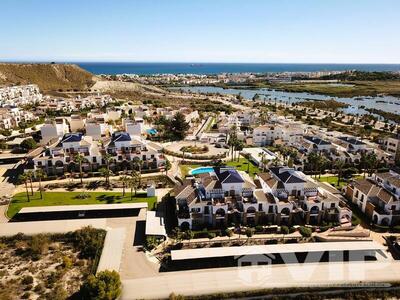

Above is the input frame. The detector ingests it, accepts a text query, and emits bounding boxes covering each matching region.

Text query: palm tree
[19,173,30,202]
[102,153,113,187]
[258,151,266,171]
[317,154,329,179]
[120,175,129,196]
[129,171,140,199]
[165,159,171,176]
[74,153,85,185]
[360,152,367,178]
[271,157,280,167]
[133,158,143,186]
[234,140,244,162]
[99,167,111,188]
[334,160,345,187]
[35,169,46,199]
[25,170,34,196]
[366,152,378,176]
[228,125,238,162]
[307,152,319,178]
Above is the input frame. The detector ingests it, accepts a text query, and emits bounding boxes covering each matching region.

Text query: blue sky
[1,0,399,63]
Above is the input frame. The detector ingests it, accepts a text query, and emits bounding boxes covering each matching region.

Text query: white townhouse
[174,166,351,230]
[347,171,400,226]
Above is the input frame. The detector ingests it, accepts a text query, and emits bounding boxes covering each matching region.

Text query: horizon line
[1,60,400,65]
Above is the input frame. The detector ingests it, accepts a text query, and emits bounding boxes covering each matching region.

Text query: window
[93,157,97,163]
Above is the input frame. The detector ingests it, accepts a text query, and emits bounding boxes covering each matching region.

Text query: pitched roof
[338,136,366,145]
[61,133,83,143]
[304,136,331,146]
[269,167,306,184]
[111,132,131,143]
[214,167,244,184]
[353,179,375,195]
[258,173,278,189]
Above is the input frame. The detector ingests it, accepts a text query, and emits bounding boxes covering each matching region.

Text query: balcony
[177,211,190,219]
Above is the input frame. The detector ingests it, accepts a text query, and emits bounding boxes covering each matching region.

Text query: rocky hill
[0,63,95,91]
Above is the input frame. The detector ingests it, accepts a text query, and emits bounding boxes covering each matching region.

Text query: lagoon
[171,86,400,116]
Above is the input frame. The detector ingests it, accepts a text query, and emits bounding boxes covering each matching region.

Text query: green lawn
[179,158,261,178]
[7,191,157,219]
[226,158,262,177]
[316,175,363,189]
[179,164,202,177]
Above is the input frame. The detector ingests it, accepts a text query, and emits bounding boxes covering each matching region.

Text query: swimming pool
[189,167,214,176]
[146,128,158,135]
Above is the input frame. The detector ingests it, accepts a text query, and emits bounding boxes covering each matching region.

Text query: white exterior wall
[126,122,142,136]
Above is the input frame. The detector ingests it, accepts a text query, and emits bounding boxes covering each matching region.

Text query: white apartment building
[33,131,166,176]
[384,137,400,163]
[253,124,303,146]
[0,84,42,107]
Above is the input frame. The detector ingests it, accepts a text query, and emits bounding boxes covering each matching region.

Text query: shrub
[145,236,159,251]
[81,270,122,300]
[255,225,264,233]
[208,232,216,239]
[225,228,233,237]
[46,284,68,300]
[73,227,105,259]
[62,256,73,269]
[280,226,289,234]
[29,234,49,260]
[21,275,34,285]
[351,216,361,226]
[245,228,255,238]
[21,138,37,151]
[33,283,45,294]
[289,227,296,234]
[299,226,312,238]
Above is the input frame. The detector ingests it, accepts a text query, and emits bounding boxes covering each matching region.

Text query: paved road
[121,260,400,299]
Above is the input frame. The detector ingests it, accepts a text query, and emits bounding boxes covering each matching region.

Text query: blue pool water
[146,128,157,135]
[189,167,214,176]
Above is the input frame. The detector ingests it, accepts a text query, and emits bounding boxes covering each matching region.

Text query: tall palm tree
[307,152,319,178]
[19,173,30,202]
[258,151,266,171]
[234,140,244,162]
[120,175,129,196]
[133,158,143,186]
[129,171,140,199]
[366,152,378,176]
[334,160,345,187]
[360,152,367,178]
[35,169,46,199]
[74,153,85,185]
[102,153,113,187]
[99,167,111,188]
[25,170,34,196]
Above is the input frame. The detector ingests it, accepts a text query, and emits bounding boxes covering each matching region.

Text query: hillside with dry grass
[0,63,95,92]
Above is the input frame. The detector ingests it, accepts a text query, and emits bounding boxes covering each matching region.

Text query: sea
[77,62,400,75]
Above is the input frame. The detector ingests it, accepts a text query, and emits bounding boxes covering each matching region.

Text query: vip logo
[235,253,275,286]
